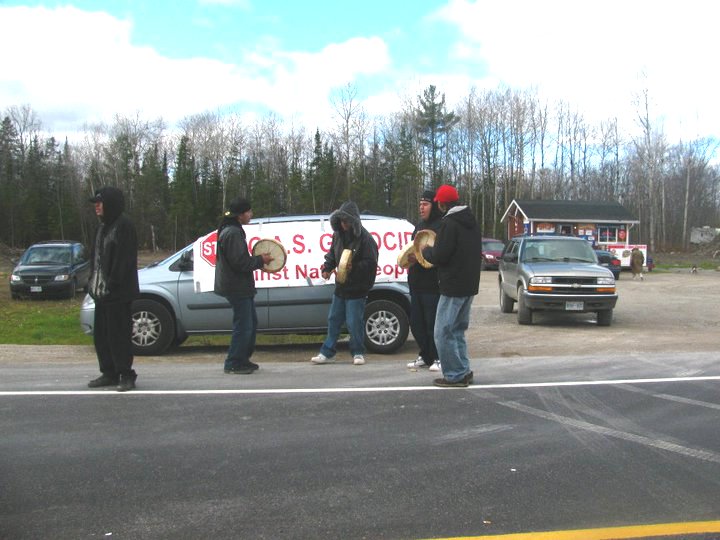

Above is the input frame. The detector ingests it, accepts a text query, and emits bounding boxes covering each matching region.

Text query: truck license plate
[565,301,583,311]
[30,286,43,293]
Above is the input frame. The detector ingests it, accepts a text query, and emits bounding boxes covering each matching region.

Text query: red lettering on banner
[320,233,332,252]
[383,231,398,250]
[292,234,306,254]
[199,231,218,266]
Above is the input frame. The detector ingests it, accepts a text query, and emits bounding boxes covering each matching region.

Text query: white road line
[620,384,720,410]
[1,375,720,396]
[497,399,720,464]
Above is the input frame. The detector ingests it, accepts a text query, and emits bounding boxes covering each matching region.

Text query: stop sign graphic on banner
[199,231,218,266]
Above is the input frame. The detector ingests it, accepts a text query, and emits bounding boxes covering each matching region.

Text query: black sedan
[595,249,621,279]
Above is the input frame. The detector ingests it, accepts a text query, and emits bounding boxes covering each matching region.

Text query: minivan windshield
[22,246,72,265]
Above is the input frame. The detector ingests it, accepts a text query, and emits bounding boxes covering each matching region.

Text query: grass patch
[0,278,93,345]
[0,271,324,348]
[654,261,718,271]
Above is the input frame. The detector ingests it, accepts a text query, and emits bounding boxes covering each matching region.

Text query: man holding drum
[311,201,378,366]
[214,197,274,375]
[406,190,442,372]
[418,185,481,387]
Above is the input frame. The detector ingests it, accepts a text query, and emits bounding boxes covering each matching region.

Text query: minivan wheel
[131,299,175,355]
[364,299,409,354]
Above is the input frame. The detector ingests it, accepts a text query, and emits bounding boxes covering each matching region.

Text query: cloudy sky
[1,0,718,143]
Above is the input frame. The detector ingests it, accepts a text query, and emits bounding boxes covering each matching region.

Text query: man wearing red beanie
[419,184,481,387]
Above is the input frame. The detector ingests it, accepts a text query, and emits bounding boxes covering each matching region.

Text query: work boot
[224,366,254,374]
[87,374,118,388]
[117,373,137,392]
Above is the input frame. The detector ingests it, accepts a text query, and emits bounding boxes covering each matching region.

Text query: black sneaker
[465,370,474,385]
[88,374,118,388]
[117,374,136,392]
[224,366,254,375]
[245,361,260,371]
[433,375,470,388]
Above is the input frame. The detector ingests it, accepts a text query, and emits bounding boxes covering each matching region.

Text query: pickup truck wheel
[596,309,613,326]
[364,299,409,354]
[517,287,533,325]
[499,285,515,313]
[131,299,175,355]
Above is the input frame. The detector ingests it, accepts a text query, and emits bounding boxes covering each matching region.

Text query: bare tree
[633,86,667,251]
[331,83,363,200]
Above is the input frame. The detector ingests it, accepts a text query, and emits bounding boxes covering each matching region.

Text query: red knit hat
[434,184,459,203]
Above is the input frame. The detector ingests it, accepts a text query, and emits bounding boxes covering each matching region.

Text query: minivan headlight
[10,274,21,282]
[54,274,70,281]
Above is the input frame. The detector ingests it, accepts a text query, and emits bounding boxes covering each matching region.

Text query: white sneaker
[353,355,366,365]
[311,353,334,364]
[429,360,441,372]
[407,356,427,369]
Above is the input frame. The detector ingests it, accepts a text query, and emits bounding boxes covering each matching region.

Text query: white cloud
[0,6,390,136]
[432,0,720,140]
[198,0,252,8]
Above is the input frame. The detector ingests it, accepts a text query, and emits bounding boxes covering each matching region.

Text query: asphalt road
[2,348,720,539]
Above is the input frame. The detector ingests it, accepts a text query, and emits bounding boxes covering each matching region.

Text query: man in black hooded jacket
[311,201,378,366]
[87,186,140,392]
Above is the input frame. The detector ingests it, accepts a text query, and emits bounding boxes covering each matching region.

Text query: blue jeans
[410,291,439,365]
[225,294,257,370]
[434,295,474,382]
[319,295,366,358]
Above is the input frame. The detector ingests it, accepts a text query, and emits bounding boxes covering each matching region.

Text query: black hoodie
[88,186,139,303]
[421,204,481,297]
[323,201,378,299]
[214,216,265,298]
[408,202,442,294]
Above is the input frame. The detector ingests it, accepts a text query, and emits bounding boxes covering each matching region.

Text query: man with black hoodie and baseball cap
[406,190,442,372]
[86,186,139,392]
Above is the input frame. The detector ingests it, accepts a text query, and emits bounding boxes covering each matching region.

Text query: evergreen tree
[170,136,198,249]
[136,143,170,249]
[414,85,460,185]
[0,117,20,245]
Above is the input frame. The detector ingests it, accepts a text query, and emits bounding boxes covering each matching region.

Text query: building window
[598,226,618,243]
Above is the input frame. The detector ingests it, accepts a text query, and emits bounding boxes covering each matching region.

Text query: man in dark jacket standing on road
[87,186,140,392]
[406,190,442,372]
[420,184,481,387]
[214,197,273,375]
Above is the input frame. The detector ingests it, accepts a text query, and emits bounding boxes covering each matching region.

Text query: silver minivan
[80,214,411,355]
